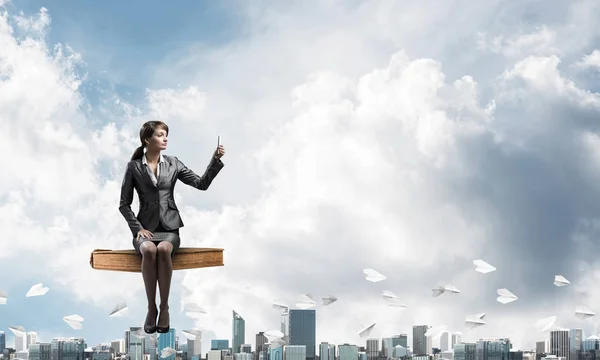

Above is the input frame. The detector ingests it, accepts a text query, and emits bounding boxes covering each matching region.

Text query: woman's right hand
[137,229,153,240]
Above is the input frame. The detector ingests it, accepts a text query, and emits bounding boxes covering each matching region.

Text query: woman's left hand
[214,144,225,159]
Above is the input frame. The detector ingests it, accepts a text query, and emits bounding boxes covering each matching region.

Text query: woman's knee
[156,242,173,256]
[140,242,158,259]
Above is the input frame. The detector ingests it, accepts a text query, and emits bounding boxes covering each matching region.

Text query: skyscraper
[232,311,246,354]
[551,330,570,360]
[158,329,176,360]
[288,309,316,360]
[413,325,431,355]
[0,331,5,352]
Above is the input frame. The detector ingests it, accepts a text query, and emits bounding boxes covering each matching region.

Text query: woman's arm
[119,162,144,236]
[176,155,224,190]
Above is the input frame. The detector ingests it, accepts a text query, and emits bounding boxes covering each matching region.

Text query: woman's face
[145,127,168,151]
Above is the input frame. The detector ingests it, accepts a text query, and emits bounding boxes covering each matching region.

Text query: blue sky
[3,0,600,354]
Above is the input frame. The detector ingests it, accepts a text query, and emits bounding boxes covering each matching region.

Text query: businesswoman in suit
[119,120,225,334]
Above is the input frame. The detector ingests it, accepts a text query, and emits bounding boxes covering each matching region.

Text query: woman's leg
[156,241,174,330]
[138,240,159,332]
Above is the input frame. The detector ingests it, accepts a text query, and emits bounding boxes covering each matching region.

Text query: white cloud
[4,0,600,353]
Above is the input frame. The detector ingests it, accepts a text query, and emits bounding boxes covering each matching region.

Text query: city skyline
[2,0,600,353]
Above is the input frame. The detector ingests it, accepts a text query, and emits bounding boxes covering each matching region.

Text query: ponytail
[130,145,145,161]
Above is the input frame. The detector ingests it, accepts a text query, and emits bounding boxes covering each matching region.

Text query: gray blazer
[119,154,224,237]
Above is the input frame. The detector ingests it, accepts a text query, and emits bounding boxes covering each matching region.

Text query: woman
[119,120,225,334]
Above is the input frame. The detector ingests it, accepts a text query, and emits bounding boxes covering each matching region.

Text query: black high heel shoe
[157,308,170,333]
[144,308,158,334]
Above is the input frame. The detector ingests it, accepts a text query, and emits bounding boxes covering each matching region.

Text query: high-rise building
[158,329,176,360]
[27,332,38,348]
[551,330,570,360]
[454,343,476,360]
[288,309,316,360]
[284,345,307,360]
[338,345,359,360]
[475,338,511,360]
[187,332,202,360]
[536,340,550,355]
[440,332,450,352]
[281,309,290,343]
[452,333,463,349]
[233,311,246,354]
[50,337,86,360]
[570,329,583,360]
[128,328,145,360]
[211,340,229,351]
[255,332,268,360]
[413,325,431,355]
[0,331,5,352]
[319,342,335,360]
[366,339,378,360]
[29,343,51,360]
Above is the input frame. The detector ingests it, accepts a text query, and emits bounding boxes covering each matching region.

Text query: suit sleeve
[119,162,144,236]
[176,155,224,190]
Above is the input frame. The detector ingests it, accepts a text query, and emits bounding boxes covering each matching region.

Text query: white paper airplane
[534,316,558,331]
[554,275,570,287]
[465,313,486,329]
[425,325,447,338]
[109,302,128,317]
[433,284,461,297]
[575,306,596,319]
[357,323,376,338]
[0,290,6,305]
[63,314,84,329]
[496,288,518,304]
[184,302,207,318]
[296,294,316,309]
[322,296,337,306]
[363,268,386,282]
[272,300,289,311]
[382,290,407,308]
[160,347,176,358]
[263,330,286,349]
[473,259,496,274]
[181,329,202,341]
[26,283,49,297]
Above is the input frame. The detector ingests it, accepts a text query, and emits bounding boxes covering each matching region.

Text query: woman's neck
[145,149,161,163]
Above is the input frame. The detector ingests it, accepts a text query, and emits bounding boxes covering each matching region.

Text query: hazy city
[0,309,590,360]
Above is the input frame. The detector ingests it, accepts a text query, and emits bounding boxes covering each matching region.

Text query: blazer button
[154,201,158,204]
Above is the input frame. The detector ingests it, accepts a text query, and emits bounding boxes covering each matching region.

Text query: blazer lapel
[137,159,157,188]
[157,157,173,187]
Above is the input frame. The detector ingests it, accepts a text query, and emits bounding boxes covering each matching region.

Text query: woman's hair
[130,120,169,160]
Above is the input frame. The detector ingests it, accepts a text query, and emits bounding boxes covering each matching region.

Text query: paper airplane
[357,323,376,338]
[322,296,337,306]
[131,328,145,339]
[554,275,570,287]
[382,290,407,308]
[0,290,6,305]
[473,259,496,274]
[425,325,447,338]
[63,314,84,329]
[109,302,128,317]
[263,330,286,349]
[363,268,386,282]
[161,347,176,358]
[296,294,316,309]
[184,302,207,318]
[575,306,596,319]
[26,283,49,297]
[534,316,558,331]
[433,284,461,297]
[465,313,486,329]
[496,288,518,304]
[181,329,202,341]
[272,300,289,311]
